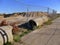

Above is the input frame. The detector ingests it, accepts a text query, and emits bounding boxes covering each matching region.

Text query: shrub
[0,20,8,26]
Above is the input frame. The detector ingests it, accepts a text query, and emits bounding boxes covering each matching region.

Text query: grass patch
[4,42,12,45]
[44,15,60,25]
[20,30,32,37]
[33,25,43,30]
[44,19,52,25]
[13,30,32,42]
[13,35,20,42]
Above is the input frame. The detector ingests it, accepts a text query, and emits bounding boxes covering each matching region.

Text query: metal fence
[19,5,57,21]
[12,5,57,27]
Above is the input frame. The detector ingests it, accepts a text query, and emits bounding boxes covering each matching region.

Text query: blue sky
[0,0,60,14]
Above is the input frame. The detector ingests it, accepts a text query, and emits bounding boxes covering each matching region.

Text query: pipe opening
[29,20,37,27]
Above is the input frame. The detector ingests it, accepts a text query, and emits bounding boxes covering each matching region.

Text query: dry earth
[20,17,60,45]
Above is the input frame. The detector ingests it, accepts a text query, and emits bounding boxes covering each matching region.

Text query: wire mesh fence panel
[23,5,57,22]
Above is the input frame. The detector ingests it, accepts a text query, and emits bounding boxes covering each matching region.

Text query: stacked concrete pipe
[28,16,49,28]
[0,25,13,45]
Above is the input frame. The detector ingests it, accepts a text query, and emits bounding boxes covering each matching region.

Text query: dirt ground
[20,17,60,45]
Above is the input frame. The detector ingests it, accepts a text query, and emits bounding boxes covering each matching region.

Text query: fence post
[47,7,49,14]
[26,7,29,22]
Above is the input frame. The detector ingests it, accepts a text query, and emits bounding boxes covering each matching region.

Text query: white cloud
[57,11,60,13]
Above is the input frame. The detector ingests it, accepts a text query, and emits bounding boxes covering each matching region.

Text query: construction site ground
[19,17,60,45]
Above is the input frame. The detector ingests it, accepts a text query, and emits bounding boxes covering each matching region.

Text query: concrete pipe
[42,16,49,22]
[29,17,44,27]
[28,16,49,27]
[0,25,13,45]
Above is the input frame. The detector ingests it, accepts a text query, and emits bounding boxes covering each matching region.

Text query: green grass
[13,35,20,42]
[20,30,31,37]
[4,42,12,45]
[44,15,60,25]
[13,30,32,42]
[44,19,52,25]
[33,25,43,30]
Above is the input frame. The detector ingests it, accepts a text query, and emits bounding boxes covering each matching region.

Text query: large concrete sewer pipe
[0,25,13,45]
[28,16,49,28]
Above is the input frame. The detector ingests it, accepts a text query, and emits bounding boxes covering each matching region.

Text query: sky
[0,0,60,14]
